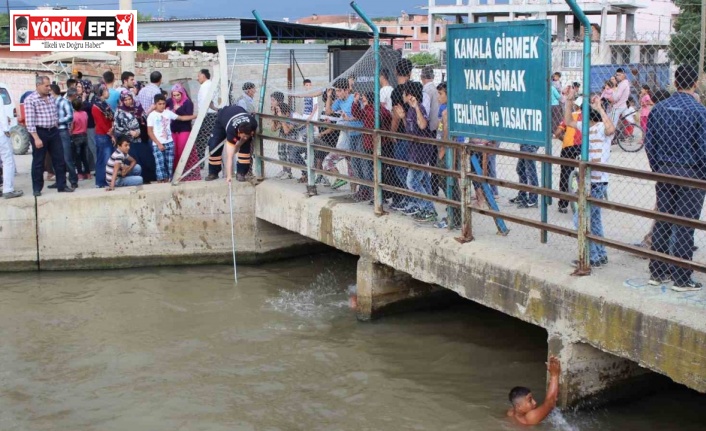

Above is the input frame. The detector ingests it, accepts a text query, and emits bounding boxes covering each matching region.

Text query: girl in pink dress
[639,85,654,132]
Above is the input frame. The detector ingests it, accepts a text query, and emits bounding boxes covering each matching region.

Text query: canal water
[0,254,703,431]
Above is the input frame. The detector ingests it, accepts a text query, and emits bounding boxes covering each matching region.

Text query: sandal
[297,176,308,183]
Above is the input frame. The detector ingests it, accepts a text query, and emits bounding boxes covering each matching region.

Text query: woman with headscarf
[80,79,97,174]
[91,83,115,188]
[166,83,199,181]
[114,90,156,183]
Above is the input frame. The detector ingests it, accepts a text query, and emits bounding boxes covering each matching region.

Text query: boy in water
[507,356,561,426]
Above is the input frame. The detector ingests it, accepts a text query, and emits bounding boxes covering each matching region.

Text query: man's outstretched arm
[523,356,561,425]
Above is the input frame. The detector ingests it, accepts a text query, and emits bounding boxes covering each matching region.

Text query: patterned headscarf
[80,79,92,100]
[170,83,189,102]
[118,90,145,119]
[92,83,114,122]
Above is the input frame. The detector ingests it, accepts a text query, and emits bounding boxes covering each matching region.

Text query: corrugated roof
[135,17,407,43]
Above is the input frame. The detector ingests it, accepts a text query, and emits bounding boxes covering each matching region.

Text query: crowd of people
[266,60,705,291]
[0,68,222,197]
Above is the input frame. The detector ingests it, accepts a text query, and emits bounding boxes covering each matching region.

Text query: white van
[0,82,18,129]
[0,82,30,155]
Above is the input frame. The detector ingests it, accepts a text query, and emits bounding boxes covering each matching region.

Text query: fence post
[575,162,591,275]
[457,147,473,243]
[373,132,384,215]
[252,10,272,180]
[306,123,317,197]
[445,146,454,230]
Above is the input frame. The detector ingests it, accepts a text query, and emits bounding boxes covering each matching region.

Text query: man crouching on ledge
[507,356,561,426]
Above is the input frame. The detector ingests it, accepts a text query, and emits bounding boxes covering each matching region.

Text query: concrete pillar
[487,15,495,23]
[428,12,434,47]
[626,13,636,40]
[630,45,641,64]
[572,17,581,41]
[355,257,450,321]
[119,0,134,74]
[468,13,475,23]
[548,334,664,408]
[509,12,516,21]
[599,7,608,52]
[556,13,566,41]
[616,13,623,40]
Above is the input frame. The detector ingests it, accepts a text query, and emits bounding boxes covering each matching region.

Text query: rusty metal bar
[381,184,461,208]
[379,155,461,179]
[586,162,706,190]
[587,235,706,274]
[469,206,578,239]
[459,147,473,242]
[588,198,706,232]
[259,156,309,173]
[311,143,374,161]
[467,172,577,203]
[306,123,317,197]
[310,167,374,188]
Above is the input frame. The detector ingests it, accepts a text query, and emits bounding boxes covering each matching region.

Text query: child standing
[147,94,195,182]
[639,85,654,132]
[106,136,143,190]
[70,98,91,180]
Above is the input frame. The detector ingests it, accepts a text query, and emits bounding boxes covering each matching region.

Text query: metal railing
[254,112,706,277]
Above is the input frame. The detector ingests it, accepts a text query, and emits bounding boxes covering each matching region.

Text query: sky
[8,0,431,20]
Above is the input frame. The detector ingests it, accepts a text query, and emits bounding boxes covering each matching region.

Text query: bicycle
[612,110,644,153]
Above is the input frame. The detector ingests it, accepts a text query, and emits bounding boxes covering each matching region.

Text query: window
[421,26,429,35]
[436,27,440,35]
[611,46,630,64]
[0,88,10,105]
[404,42,413,50]
[420,43,429,51]
[561,50,582,69]
[380,26,387,33]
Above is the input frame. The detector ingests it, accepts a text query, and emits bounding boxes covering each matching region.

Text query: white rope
[228,180,238,284]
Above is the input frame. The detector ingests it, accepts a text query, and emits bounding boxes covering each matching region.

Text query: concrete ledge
[255,180,706,397]
[0,195,37,271]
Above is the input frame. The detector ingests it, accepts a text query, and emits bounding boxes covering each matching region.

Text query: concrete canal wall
[0,181,318,272]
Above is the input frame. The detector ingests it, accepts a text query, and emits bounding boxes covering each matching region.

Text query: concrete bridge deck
[255,179,706,407]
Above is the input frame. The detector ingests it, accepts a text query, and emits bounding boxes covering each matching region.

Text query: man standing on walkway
[56,87,79,189]
[25,76,74,196]
[136,71,163,113]
[645,65,706,292]
[610,68,630,125]
[0,89,22,199]
[236,82,257,113]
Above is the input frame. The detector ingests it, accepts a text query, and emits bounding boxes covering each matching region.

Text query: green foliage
[137,43,160,54]
[407,52,439,67]
[137,11,152,22]
[0,13,8,43]
[372,17,397,22]
[669,0,702,69]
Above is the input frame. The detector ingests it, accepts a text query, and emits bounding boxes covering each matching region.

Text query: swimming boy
[507,356,561,426]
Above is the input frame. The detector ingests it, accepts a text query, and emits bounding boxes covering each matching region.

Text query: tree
[669,0,702,70]
[407,52,439,67]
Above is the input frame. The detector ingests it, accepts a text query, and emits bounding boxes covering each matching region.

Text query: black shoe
[598,256,608,266]
[71,183,78,189]
[558,207,568,214]
[48,183,58,189]
[33,191,41,197]
[58,186,75,193]
[518,201,538,209]
[509,197,522,204]
[204,174,218,181]
[236,174,246,182]
[671,280,703,292]
[648,275,671,286]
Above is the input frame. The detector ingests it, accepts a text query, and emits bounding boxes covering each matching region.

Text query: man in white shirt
[610,68,630,125]
[420,66,440,133]
[0,97,23,199]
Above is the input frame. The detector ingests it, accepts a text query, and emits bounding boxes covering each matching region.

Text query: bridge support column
[548,334,665,409]
[355,257,452,321]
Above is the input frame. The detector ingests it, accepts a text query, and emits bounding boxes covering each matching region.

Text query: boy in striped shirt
[563,93,615,268]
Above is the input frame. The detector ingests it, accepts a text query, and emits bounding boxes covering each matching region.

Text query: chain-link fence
[246,26,706,286]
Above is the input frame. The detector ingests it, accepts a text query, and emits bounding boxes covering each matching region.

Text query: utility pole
[119,0,135,75]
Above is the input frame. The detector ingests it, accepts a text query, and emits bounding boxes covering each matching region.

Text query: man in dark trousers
[645,65,706,292]
[25,76,74,196]
[206,105,258,182]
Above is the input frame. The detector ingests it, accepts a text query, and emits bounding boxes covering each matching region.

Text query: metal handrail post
[350,2,380,130]
[373,132,384,215]
[306,123,317,196]
[252,10,272,179]
[457,147,473,243]
[566,0,592,272]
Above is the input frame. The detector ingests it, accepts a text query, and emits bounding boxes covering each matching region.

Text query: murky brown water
[0,254,703,431]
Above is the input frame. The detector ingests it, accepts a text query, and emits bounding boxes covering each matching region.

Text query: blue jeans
[350,134,372,195]
[488,154,498,196]
[86,128,97,172]
[574,182,608,262]
[94,134,113,188]
[59,128,78,186]
[406,168,435,212]
[115,164,144,187]
[516,144,538,204]
[649,165,706,284]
